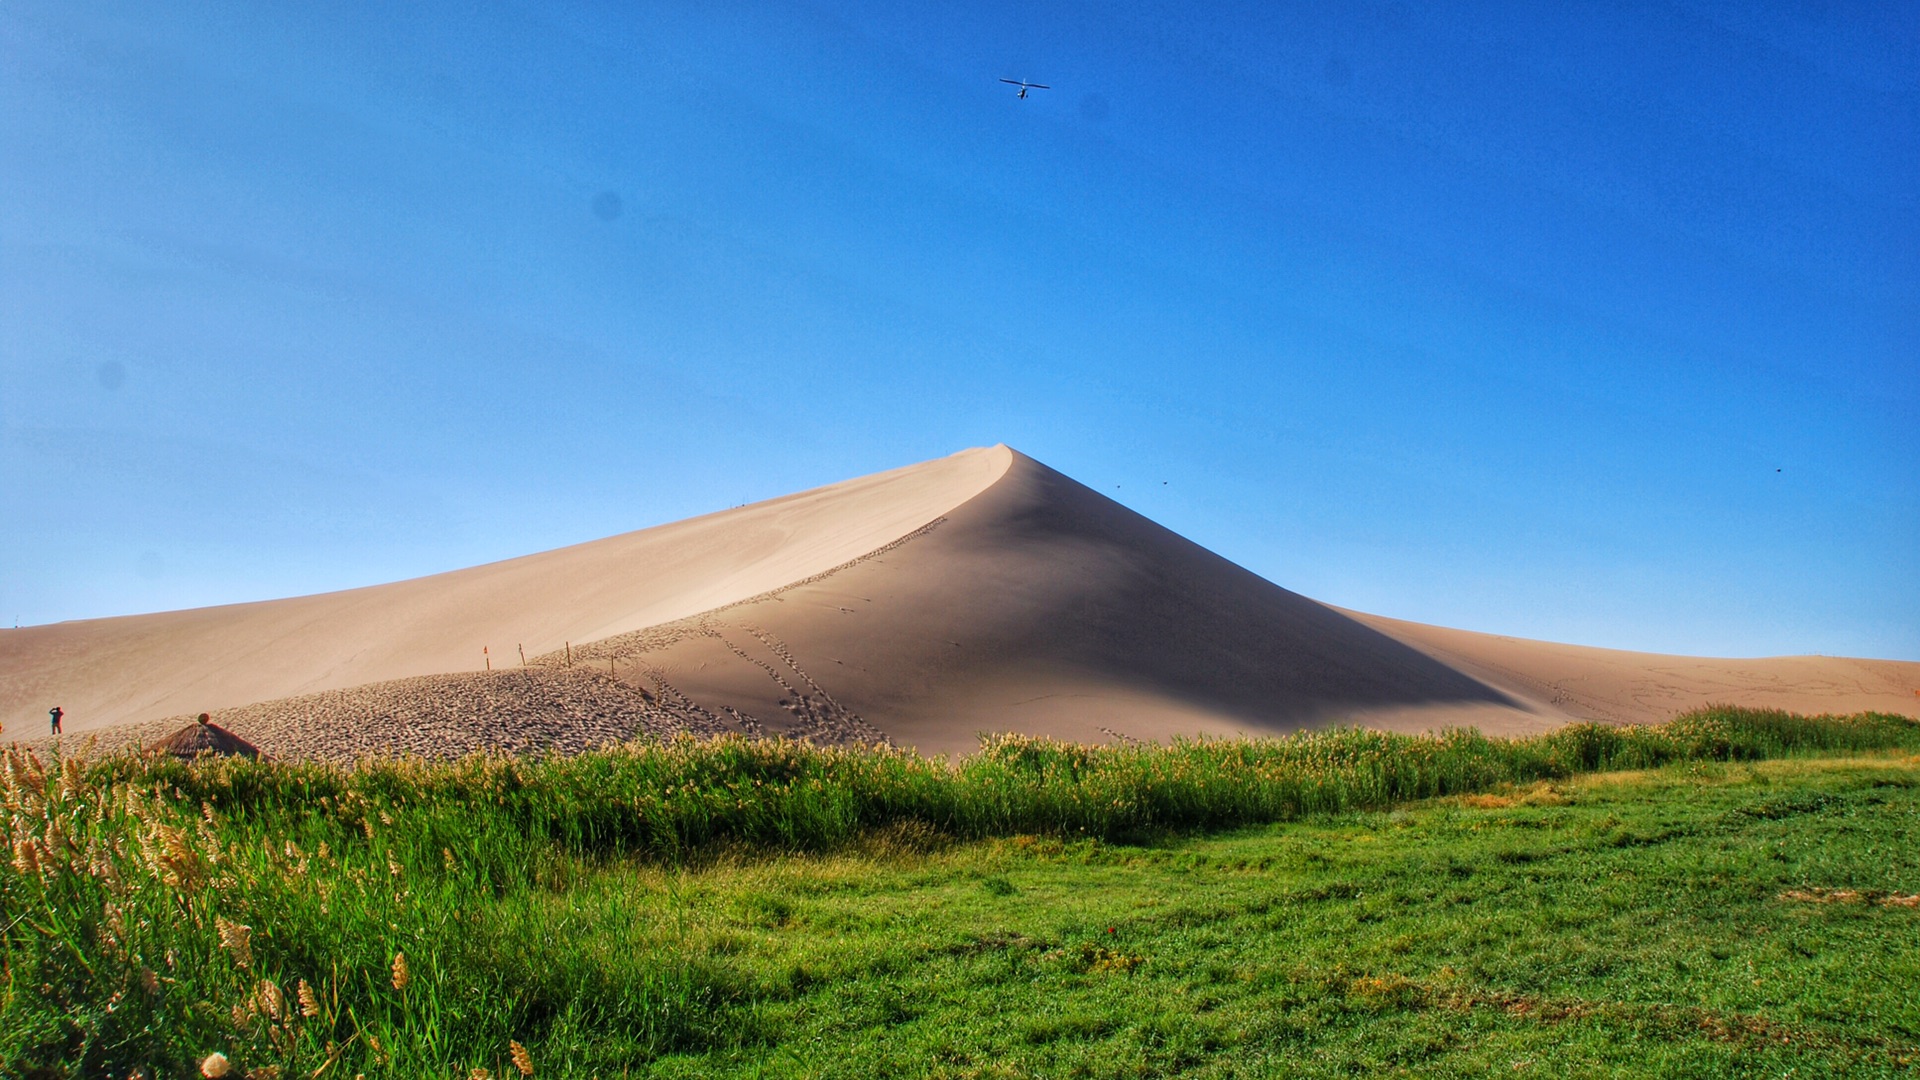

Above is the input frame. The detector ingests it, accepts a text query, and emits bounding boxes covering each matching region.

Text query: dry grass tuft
[1781,888,1864,904]
[1779,887,1920,908]
[1459,782,1568,809]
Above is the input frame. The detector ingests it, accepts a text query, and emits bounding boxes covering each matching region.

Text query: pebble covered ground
[20,667,734,764]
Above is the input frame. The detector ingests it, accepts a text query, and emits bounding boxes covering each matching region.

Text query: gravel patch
[15,667,734,764]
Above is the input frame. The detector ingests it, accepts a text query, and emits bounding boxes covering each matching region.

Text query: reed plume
[215,917,253,970]
[255,979,285,1022]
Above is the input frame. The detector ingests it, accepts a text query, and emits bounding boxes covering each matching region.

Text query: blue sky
[2,0,1915,659]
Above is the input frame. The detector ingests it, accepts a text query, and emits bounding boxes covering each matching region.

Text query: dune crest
[4,446,1914,756]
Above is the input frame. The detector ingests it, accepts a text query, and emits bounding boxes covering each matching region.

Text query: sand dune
[4,445,1914,756]
[1348,611,1920,728]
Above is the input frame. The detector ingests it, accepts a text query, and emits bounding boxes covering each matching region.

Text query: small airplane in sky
[999,78,1050,99]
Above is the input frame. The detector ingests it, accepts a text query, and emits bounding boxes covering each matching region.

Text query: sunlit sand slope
[0,447,1007,737]
[1348,612,1920,728]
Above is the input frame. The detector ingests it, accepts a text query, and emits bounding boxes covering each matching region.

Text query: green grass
[4,707,1918,1077]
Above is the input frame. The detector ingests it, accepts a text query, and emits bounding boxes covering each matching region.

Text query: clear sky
[2,1,1915,659]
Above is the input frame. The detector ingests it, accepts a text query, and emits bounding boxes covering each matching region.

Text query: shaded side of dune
[599,451,1520,755]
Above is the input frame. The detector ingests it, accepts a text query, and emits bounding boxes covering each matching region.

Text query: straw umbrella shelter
[148,713,262,760]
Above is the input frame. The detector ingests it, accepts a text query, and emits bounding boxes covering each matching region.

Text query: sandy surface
[1346,611,1920,727]
[5,445,1915,758]
[1,447,1003,738]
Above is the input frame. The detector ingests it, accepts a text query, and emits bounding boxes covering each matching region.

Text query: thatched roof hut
[149,713,262,760]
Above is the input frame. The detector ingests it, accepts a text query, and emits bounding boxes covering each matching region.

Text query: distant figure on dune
[49,706,63,735]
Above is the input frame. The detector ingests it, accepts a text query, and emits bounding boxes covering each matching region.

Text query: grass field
[5,708,1918,1077]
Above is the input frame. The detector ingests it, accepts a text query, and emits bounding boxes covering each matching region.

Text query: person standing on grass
[49,706,63,735]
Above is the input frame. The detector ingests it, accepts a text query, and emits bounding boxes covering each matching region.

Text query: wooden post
[484,645,491,671]
[518,644,526,667]
[566,642,572,666]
